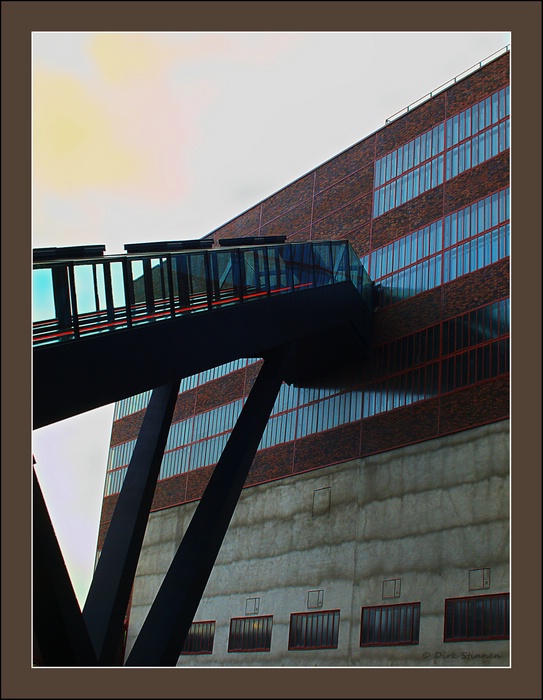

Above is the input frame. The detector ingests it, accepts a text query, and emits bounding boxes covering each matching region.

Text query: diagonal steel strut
[82,380,180,664]
[125,343,295,666]
[33,469,97,666]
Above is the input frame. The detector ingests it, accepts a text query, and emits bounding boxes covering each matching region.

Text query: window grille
[288,610,340,650]
[228,615,273,652]
[360,602,420,646]
[444,593,509,642]
[180,620,215,655]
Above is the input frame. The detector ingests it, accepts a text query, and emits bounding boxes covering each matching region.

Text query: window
[288,610,340,650]
[228,615,273,652]
[245,597,260,615]
[362,361,440,418]
[382,579,401,599]
[469,568,491,591]
[440,299,510,394]
[373,88,509,217]
[370,188,510,308]
[180,621,215,655]
[307,589,325,609]
[444,593,509,642]
[360,602,420,646]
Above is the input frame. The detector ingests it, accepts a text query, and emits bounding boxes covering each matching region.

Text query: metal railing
[385,45,510,124]
[33,241,373,346]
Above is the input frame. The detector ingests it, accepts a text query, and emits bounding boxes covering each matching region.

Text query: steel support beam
[82,380,180,664]
[34,282,371,428]
[125,343,295,666]
[33,470,97,666]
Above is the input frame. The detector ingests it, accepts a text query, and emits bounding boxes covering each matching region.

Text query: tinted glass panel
[228,616,273,652]
[444,594,509,641]
[289,611,340,649]
[360,603,420,646]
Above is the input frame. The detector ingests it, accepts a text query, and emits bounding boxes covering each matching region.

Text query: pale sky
[31,31,511,606]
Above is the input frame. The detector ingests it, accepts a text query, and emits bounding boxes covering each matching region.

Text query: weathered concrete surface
[125,420,509,666]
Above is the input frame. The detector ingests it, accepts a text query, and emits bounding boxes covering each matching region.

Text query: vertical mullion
[142,258,155,318]
[122,257,133,328]
[204,250,213,311]
[238,249,247,300]
[301,614,307,648]
[263,247,271,296]
[252,618,258,650]
[67,262,80,340]
[166,255,176,318]
[103,261,115,325]
[159,257,166,299]
[92,263,100,314]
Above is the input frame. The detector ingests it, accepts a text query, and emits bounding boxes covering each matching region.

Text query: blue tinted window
[375,88,509,216]
[373,188,509,306]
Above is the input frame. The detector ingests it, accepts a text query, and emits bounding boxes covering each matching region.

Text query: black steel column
[33,469,97,666]
[142,258,155,318]
[82,380,180,664]
[125,343,295,666]
[51,265,72,331]
[103,261,116,325]
[174,254,190,310]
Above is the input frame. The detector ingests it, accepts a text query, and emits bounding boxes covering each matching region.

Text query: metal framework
[32,240,373,666]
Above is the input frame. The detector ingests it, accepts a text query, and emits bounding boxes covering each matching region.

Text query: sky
[31,31,511,606]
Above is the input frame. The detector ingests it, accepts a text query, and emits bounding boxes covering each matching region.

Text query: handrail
[33,241,373,347]
[385,45,510,125]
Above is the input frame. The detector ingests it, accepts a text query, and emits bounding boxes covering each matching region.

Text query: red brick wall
[373,287,442,346]
[314,135,376,193]
[439,376,510,435]
[261,172,314,223]
[376,93,447,158]
[109,411,144,447]
[372,187,444,247]
[294,422,361,474]
[261,198,313,239]
[360,399,440,456]
[446,53,509,115]
[442,259,510,318]
[172,388,198,424]
[313,167,373,223]
[151,472,188,511]
[194,371,245,415]
[246,441,295,486]
[98,54,510,535]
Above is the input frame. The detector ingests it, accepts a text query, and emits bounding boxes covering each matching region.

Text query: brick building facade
[98,49,510,666]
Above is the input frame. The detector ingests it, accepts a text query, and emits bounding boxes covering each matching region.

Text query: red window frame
[288,610,340,650]
[227,615,273,653]
[360,602,420,647]
[444,593,509,642]
[180,620,215,655]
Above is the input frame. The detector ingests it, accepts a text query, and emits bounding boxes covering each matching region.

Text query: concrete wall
[125,419,509,667]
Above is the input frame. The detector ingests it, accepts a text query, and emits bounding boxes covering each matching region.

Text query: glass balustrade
[33,241,373,346]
